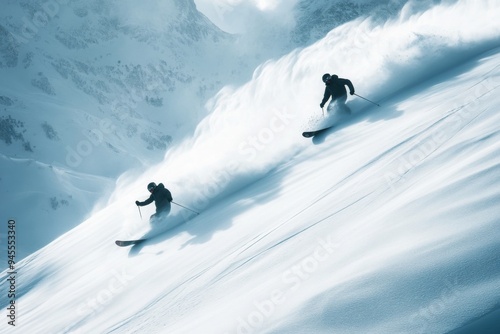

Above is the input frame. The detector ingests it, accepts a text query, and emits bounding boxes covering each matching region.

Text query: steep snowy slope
[2,45,499,334]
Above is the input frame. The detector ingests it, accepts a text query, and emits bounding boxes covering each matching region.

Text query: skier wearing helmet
[319,73,355,113]
[135,182,173,222]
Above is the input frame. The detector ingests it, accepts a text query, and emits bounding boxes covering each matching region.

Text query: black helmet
[147,182,156,192]
[322,73,331,83]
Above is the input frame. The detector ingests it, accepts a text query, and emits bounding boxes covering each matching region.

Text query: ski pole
[322,107,325,117]
[137,205,143,220]
[354,93,381,107]
[172,201,199,215]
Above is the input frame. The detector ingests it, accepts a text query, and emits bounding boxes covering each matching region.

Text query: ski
[115,239,147,247]
[302,126,333,138]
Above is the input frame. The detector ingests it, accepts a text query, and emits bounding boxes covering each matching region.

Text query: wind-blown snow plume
[113,0,500,218]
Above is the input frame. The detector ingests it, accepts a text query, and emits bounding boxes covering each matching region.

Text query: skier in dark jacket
[135,182,173,222]
[320,73,355,113]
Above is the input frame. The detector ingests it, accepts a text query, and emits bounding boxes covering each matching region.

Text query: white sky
[194,0,299,33]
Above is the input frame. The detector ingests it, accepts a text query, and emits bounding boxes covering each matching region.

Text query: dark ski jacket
[137,183,173,214]
[320,76,355,108]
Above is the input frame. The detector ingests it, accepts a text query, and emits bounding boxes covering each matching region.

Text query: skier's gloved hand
[135,200,140,206]
[320,103,324,108]
[350,90,355,95]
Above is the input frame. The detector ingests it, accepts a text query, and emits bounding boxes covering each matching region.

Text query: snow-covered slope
[1,0,500,333]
